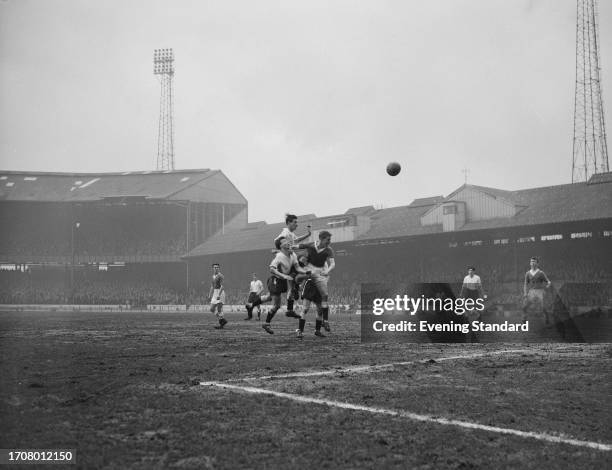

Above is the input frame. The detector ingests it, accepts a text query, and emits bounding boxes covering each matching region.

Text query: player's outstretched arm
[294,225,312,243]
[295,242,313,250]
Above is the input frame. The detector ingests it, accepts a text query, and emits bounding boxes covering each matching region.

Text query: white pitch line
[231,349,533,382]
[200,381,612,452]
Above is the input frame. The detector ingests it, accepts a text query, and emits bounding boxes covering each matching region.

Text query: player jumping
[246,237,309,334]
[274,214,311,318]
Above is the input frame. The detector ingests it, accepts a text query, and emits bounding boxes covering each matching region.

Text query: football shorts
[267,276,288,295]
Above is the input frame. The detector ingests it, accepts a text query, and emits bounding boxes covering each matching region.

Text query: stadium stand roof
[360,181,612,238]
[187,220,289,256]
[344,205,376,215]
[185,178,612,257]
[587,171,612,185]
[456,181,612,230]
[408,196,444,208]
[0,169,247,204]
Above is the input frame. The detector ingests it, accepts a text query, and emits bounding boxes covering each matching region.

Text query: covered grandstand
[0,169,247,305]
[1,169,611,308]
[185,174,612,308]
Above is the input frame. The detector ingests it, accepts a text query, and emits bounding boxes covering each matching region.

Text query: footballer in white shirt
[272,214,311,317]
[244,273,264,320]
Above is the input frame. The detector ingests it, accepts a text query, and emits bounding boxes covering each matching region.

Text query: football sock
[322,307,329,321]
[266,308,278,323]
[315,320,322,331]
[287,298,294,312]
[299,319,306,332]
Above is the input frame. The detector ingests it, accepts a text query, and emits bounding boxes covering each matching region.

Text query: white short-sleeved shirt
[250,279,264,293]
[462,274,482,290]
[270,251,299,275]
[274,227,298,246]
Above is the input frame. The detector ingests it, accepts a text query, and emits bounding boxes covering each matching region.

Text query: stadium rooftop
[0,169,246,204]
[186,174,612,257]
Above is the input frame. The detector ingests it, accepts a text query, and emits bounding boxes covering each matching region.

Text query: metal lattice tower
[153,48,175,171]
[572,0,609,182]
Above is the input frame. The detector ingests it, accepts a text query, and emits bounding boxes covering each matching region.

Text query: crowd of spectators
[1,234,188,259]
[0,272,185,306]
[0,278,67,304]
[71,281,183,306]
[1,204,189,259]
[2,242,611,308]
[2,275,610,309]
[1,273,362,308]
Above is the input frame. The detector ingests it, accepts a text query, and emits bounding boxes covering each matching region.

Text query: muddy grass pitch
[1,310,611,469]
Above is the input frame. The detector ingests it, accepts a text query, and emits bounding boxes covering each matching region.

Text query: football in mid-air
[386,162,401,176]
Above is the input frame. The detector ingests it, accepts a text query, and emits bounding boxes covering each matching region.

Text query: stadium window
[443,205,457,215]
[448,241,458,248]
[464,240,483,246]
[570,232,592,239]
[494,238,509,245]
[517,236,536,243]
[541,234,563,241]
[604,231,612,238]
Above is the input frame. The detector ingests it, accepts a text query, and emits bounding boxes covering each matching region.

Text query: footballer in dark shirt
[297,230,335,334]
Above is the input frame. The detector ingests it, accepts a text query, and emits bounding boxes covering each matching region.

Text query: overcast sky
[1,0,611,223]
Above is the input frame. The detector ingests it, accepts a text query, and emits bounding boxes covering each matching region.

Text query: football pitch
[1,310,610,469]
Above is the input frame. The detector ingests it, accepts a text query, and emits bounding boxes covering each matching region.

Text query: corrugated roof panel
[588,171,612,185]
[0,169,244,204]
[79,178,100,188]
